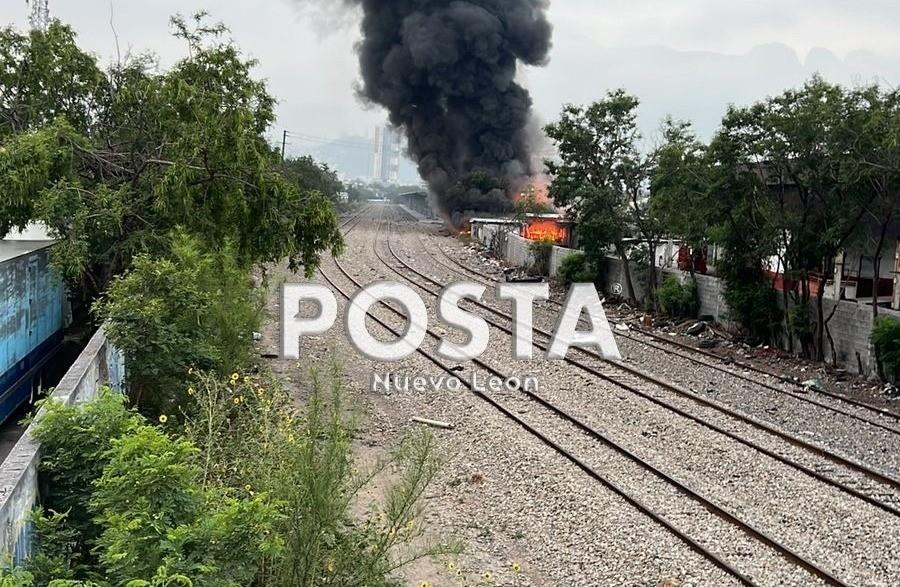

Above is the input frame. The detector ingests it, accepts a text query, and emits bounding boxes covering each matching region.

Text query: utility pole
[281,130,288,162]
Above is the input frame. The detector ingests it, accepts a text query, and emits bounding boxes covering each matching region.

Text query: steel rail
[380,217,900,511]
[422,231,900,427]
[327,206,856,587]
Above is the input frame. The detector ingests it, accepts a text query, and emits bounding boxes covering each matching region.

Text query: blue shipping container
[0,241,67,424]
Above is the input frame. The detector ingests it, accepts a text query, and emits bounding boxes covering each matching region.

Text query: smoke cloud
[303,0,553,219]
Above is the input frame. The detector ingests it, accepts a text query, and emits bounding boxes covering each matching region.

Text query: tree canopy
[0,15,343,306]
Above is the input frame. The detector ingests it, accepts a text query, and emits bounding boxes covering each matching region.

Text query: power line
[283,131,376,150]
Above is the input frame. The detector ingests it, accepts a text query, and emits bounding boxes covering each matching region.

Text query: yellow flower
[446,562,456,571]
[230,372,239,382]
[244,485,252,492]
[233,396,242,405]
[187,387,195,396]
[512,562,522,574]
[158,415,168,424]
[419,582,430,587]
[482,570,493,581]
[243,376,251,384]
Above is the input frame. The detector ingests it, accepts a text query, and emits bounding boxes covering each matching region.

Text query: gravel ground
[409,228,900,476]
[378,213,900,586]
[258,205,900,586]
[258,216,741,586]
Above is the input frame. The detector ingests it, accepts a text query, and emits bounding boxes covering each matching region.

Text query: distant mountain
[530,42,900,141]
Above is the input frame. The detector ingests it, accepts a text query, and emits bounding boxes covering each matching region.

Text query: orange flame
[522,218,568,244]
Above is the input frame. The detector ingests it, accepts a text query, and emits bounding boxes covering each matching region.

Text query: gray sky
[4,1,900,156]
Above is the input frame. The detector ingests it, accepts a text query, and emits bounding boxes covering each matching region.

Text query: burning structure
[311,0,554,223]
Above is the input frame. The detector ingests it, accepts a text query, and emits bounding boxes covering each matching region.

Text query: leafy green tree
[0,22,104,138]
[650,118,715,277]
[840,86,900,318]
[94,233,262,413]
[0,15,342,309]
[545,90,659,306]
[708,78,870,355]
[283,156,344,203]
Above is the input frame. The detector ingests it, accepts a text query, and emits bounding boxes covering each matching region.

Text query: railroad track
[417,228,900,431]
[379,218,900,513]
[317,204,898,586]
[322,209,818,586]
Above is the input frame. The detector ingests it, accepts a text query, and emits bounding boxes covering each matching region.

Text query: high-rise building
[373,125,402,184]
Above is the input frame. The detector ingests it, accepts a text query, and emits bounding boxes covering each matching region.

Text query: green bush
[29,390,281,587]
[23,368,458,587]
[658,276,699,318]
[30,391,142,571]
[182,368,461,587]
[872,316,900,385]
[556,252,598,286]
[528,237,555,276]
[721,265,781,341]
[94,233,262,415]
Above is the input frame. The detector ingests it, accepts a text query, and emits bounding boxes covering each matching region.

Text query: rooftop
[0,240,56,264]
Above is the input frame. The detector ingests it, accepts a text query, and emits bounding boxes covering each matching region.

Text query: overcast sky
[3,1,900,156]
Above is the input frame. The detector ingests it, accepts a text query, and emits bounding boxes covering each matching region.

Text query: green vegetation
[657,276,699,319]
[1,15,457,587]
[556,252,598,286]
[527,237,555,276]
[0,15,342,311]
[544,90,662,309]
[283,156,344,204]
[20,370,456,586]
[546,77,898,357]
[94,233,262,414]
[872,316,900,385]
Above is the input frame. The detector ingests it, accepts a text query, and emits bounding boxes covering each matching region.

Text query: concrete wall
[474,228,890,376]
[0,327,124,563]
[473,223,577,277]
[549,246,578,277]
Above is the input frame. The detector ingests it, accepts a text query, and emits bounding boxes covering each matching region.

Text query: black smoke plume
[312,1,553,220]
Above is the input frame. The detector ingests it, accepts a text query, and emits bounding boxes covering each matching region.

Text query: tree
[283,156,344,203]
[709,78,870,357]
[544,90,658,307]
[513,184,555,220]
[0,15,343,310]
[840,86,900,318]
[0,22,104,139]
[650,118,715,278]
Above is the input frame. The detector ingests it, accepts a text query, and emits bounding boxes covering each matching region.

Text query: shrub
[528,237,555,276]
[30,391,281,587]
[94,233,262,415]
[872,316,900,385]
[25,368,457,587]
[721,265,781,341]
[182,367,461,587]
[30,391,142,569]
[658,276,699,318]
[557,252,598,286]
